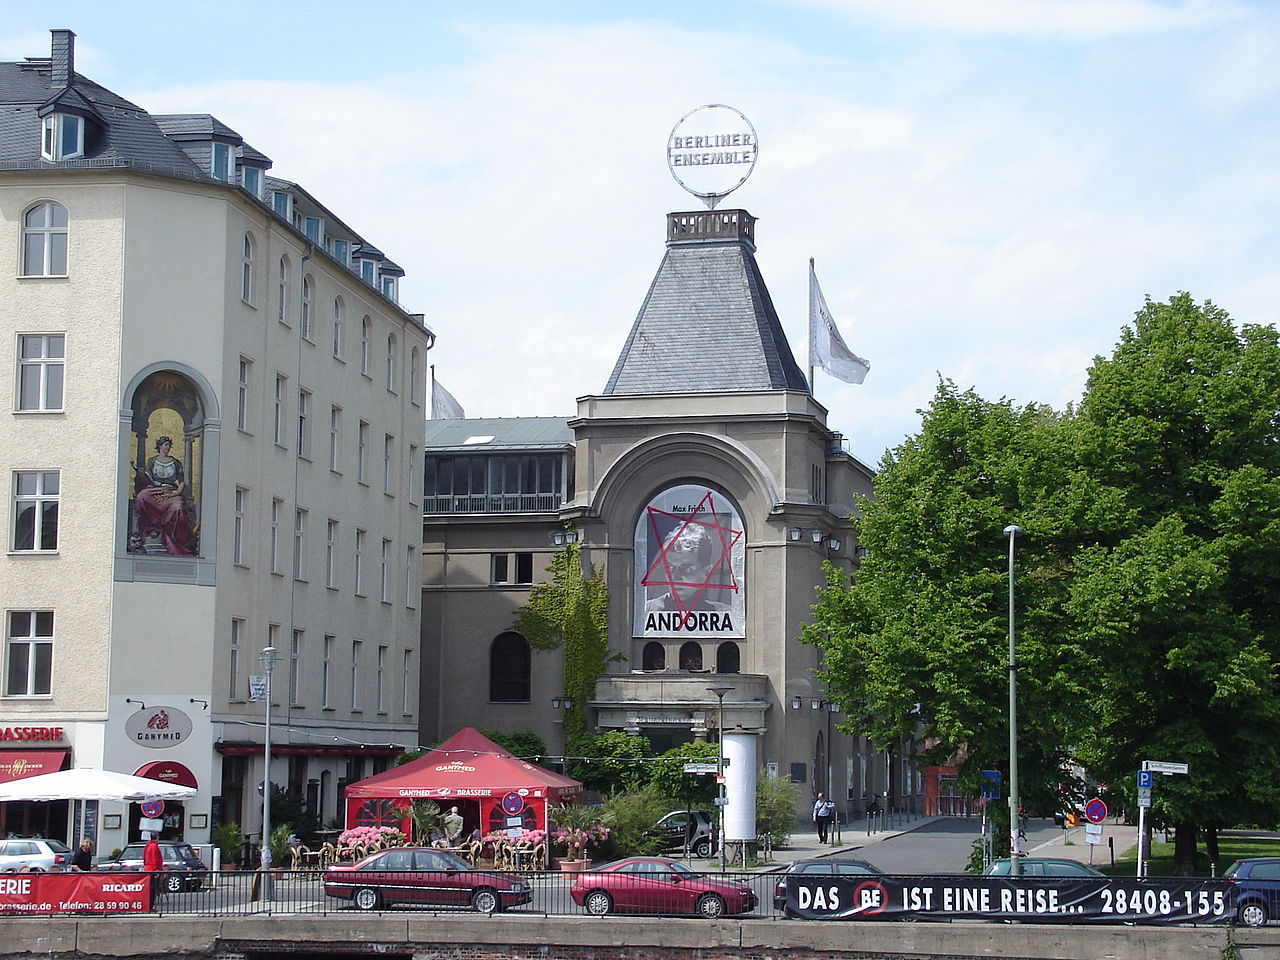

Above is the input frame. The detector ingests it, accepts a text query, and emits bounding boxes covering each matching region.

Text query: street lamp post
[706,684,733,873]
[1004,525,1022,876]
[259,645,279,891]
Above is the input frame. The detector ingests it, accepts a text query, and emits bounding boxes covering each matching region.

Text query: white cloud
[797,0,1245,36]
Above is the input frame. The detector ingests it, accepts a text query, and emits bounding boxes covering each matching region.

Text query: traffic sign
[1136,771,1153,789]
[980,770,1001,800]
[682,763,718,775]
[1143,760,1189,775]
[1137,793,1152,808]
[1085,823,1103,845]
[713,797,729,806]
[1084,798,1108,824]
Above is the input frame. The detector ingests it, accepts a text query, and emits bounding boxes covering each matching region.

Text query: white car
[0,838,72,872]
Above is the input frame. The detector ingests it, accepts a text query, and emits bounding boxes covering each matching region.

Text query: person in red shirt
[142,834,163,906]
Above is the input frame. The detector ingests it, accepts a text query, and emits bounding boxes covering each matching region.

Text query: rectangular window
[322,635,334,708]
[211,142,233,182]
[237,358,252,431]
[383,434,394,494]
[332,239,349,266]
[407,444,419,504]
[289,629,302,706]
[273,375,287,446]
[17,334,65,412]
[354,529,366,596]
[241,235,253,303]
[242,165,262,199]
[233,487,248,565]
[329,405,342,472]
[12,470,59,551]
[5,611,53,697]
[405,544,417,608]
[379,275,398,301]
[376,645,387,713]
[297,389,311,458]
[293,508,307,580]
[402,649,413,715]
[326,519,338,588]
[380,539,391,602]
[359,260,376,284]
[350,639,362,710]
[304,217,322,242]
[357,421,369,483]
[229,618,243,700]
[271,191,291,219]
[269,498,283,574]
[491,553,534,585]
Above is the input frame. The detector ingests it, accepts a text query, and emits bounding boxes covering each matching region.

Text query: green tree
[568,730,651,794]
[513,534,609,740]
[481,728,548,761]
[802,381,1087,812]
[756,773,798,848]
[647,740,720,806]
[595,782,669,858]
[1069,294,1280,872]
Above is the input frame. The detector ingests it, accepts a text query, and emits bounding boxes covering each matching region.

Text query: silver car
[0,838,72,872]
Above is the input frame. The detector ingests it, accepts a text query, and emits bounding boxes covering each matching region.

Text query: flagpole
[807,258,816,393]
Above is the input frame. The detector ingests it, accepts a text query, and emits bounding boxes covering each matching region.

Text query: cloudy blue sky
[7,1,1277,467]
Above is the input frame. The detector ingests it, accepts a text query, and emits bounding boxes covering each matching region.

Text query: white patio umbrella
[0,768,196,802]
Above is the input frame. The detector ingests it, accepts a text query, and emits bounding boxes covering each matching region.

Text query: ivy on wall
[513,533,609,740]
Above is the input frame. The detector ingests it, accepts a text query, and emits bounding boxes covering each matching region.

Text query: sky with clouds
[6,1,1277,468]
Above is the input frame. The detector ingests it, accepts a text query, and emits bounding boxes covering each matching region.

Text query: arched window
[241,233,254,302]
[643,642,666,670]
[360,317,371,375]
[332,298,344,358]
[679,641,703,672]
[409,347,421,406]
[22,202,68,277]
[300,275,314,340]
[716,641,740,674]
[489,632,531,703]
[277,256,290,323]
[386,333,397,391]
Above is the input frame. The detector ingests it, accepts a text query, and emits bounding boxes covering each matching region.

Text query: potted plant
[267,822,294,870]
[551,802,609,870]
[212,822,243,871]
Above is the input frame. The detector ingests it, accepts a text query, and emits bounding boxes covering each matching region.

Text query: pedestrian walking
[812,793,835,843]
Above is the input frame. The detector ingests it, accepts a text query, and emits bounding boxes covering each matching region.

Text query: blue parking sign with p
[1137,771,1153,789]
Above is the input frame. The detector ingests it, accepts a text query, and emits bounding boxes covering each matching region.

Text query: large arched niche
[116,362,221,583]
[590,432,778,545]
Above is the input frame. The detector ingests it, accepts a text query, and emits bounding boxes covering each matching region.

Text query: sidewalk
[760,812,945,870]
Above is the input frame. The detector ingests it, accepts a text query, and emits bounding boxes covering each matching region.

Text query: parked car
[985,858,1104,877]
[1224,857,1280,926]
[98,841,208,892]
[651,809,716,858]
[323,847,532,913]
[0,838,71,873]
[773,857,881,914]
[570,856,756,918]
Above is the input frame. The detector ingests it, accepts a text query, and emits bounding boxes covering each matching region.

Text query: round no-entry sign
[1084,798,1108,823]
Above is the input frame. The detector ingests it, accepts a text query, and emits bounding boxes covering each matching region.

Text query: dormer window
[379,275,398,301]
[304,217,323,243]
[211,142,234,182]
[41,114,84,161]
[242,166,262,199]
[332,239,349,266]
[359,259,376,285]
[271,191,291,220]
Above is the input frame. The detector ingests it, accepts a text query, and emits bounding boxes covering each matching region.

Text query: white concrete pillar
[723,730,757,842]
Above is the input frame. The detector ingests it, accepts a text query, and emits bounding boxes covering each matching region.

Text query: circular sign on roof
[667,104,758,208]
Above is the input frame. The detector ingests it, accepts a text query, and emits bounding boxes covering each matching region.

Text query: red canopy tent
[343,728,583,838]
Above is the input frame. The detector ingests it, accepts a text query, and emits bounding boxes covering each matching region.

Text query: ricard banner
[633,485,745,639]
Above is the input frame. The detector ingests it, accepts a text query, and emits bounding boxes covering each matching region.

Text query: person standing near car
[142,833,163,906]
[813,793,835,843]
[71,839,93,871]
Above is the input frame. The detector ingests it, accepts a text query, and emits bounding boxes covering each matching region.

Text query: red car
[324,847,532,912]
[570,857,756,919]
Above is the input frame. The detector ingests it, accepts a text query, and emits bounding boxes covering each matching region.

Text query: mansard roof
[604,209,810,396]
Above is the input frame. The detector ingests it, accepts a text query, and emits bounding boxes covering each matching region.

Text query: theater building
[0,30,428,849]
[422,209,923,819]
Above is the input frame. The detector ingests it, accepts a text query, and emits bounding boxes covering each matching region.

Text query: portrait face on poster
[633,485,744,638]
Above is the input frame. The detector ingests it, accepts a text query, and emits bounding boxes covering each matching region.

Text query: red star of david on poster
[641,491,742,630]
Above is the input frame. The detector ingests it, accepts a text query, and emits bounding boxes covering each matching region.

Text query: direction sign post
[1138,761,1189,878]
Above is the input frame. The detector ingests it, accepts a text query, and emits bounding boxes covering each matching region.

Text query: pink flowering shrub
[555,824,609,857]
[338,826,404,846]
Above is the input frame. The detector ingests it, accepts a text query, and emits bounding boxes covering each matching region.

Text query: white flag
[430,370,465,420]
[809,262,869,385]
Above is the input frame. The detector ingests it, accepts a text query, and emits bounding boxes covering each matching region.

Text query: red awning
[0,750,68,784]
[133,760,198,789]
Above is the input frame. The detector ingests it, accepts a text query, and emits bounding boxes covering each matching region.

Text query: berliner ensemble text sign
[667,104,758,205]
[785,874,1233,924]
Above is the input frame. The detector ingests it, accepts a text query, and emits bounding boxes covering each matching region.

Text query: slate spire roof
[604,209,811,396]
